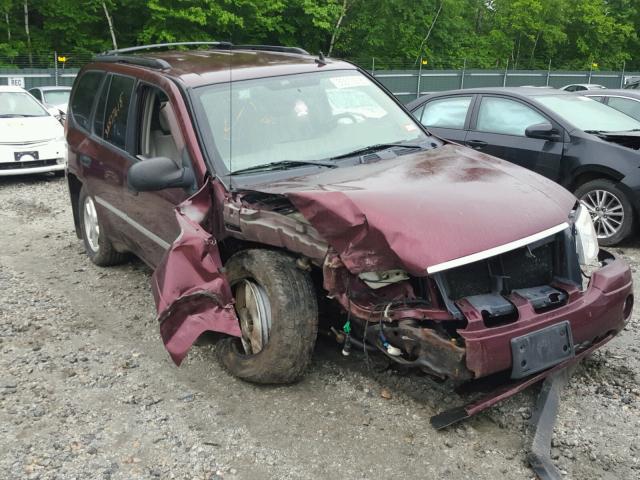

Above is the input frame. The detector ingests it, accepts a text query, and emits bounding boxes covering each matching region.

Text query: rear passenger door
[413,95,474,143]
[465,95,565,181]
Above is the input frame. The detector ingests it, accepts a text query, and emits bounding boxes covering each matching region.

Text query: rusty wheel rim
[233,279,271,355]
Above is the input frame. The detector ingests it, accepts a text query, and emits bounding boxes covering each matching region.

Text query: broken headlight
[574,204,599,266]
[358,269,409,289]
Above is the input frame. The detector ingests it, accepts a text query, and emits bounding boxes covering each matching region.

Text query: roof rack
[93,41,310,70]
[104,41,233,55]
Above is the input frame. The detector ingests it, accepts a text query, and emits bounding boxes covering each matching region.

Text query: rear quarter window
[71,71,104,130]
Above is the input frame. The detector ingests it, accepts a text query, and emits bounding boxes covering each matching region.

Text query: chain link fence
[1,53,638,103]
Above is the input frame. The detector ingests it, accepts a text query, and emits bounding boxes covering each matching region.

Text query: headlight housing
[574,204,599,265]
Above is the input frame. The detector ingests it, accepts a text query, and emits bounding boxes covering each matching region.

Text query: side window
[587,96,605,103]
[30,89,42,101]
[411,104,425,122]
[71,71,104,130]
[93,75,111,136]
[575,86,587,91]
[103,75,135,150]
[476,97,547,136]
[136,86,183,163]
[421,96,472,129]
[607,97,640,121]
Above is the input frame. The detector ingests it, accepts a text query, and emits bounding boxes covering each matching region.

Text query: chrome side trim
[94,196,171,250]
[426,222,570,274]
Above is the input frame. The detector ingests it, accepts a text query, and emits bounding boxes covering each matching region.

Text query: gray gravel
[0,174,638,479]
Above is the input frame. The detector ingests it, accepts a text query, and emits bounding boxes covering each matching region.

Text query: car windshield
[0,92,49,117]
[193,70,428,172]
[535,94,640,132]
[43,90,70,106]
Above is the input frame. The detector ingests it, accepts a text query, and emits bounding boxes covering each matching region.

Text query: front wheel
[218,249,318,384]
[575,179,635,246]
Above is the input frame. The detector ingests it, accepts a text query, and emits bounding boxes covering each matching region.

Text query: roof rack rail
[104,41,233,55]
[93,54,172,70]
[93,42,311,71]
[232,45,309,55]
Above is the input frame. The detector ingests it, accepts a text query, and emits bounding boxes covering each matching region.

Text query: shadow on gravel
[0,172,63,186]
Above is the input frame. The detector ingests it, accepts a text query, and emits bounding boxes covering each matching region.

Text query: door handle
[466,139,488,149]
[79,154,92,167]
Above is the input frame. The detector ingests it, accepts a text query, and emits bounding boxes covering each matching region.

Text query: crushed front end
[320,221,633,383]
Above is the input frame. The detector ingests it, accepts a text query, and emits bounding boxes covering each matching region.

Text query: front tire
[218,249,318,384]
[575,179,635,246]
[78,187,127,266]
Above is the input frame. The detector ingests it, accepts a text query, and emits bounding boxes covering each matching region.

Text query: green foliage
[0,0,638,69]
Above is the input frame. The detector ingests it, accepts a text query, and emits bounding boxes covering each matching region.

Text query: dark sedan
[579,89,640,122]
[407,88,640,245]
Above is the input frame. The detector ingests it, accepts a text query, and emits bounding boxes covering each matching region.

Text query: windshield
[43,90,70,106]
[0,92,49,117]
[535,95,640,132]
[193,70,427,172]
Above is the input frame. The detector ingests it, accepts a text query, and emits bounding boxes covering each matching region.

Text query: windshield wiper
[230,160,337,175]
[0,114,26,118]
[330,142,422,160]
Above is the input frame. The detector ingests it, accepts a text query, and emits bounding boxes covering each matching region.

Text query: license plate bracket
[14,151,39,161]
[511,321,574,379]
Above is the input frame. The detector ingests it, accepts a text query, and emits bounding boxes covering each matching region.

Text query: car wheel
[78,187,127,266]
[218,249,318,384]
[575,179,635,246]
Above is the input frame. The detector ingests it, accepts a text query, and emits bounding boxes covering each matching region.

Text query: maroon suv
[66,43,632,391]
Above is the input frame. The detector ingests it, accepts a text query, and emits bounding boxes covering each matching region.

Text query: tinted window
[30,89,42,101]
[103,75,134,150]
[607,97,640,121]
[564,86,576,92]
[421,96,472,129]
[93,76,110,136]
[476,97,546,136]
[71,71,103,130]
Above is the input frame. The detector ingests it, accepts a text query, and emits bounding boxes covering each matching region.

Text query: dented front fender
[152,180,241,366]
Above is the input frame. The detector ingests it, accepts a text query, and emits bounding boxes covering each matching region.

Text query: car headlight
[575,204,599,265]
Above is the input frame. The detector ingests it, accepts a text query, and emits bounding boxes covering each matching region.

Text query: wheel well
[67,173,83,239]
[570,170,622,192]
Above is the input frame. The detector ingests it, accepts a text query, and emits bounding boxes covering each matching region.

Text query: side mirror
[525,122,560,141]
[127,156,194,192]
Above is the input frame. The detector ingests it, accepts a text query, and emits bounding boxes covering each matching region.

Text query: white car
[29,86,71,115]
[0,86,66,176]
[560,83,606,92]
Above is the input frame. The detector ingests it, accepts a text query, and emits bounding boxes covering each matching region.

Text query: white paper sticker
[329,75,370,89]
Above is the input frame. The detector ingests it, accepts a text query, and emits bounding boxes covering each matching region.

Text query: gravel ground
[0,174,638,480]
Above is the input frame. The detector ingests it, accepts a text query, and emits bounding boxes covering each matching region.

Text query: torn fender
[152,180,241,366]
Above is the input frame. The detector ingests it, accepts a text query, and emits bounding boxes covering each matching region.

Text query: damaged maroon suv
[66,43,633,392]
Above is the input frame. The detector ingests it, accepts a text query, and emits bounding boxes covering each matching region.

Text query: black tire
[218,249,318,384]
[78,187,127,267]
[575,179,635,246]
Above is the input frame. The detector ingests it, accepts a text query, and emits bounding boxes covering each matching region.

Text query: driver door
[120,84,195,267]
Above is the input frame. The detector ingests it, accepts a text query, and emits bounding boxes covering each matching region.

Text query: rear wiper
[330,142,422,160]
[230,160,337,175]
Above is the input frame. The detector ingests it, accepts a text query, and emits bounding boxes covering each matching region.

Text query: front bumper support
[430,333,610,429]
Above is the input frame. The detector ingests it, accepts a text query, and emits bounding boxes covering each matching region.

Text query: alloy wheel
[83,196,100,252]
[580,189,624,240]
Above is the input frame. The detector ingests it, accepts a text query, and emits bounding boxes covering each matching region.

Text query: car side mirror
[127,156,195,192]
[525,122,560,141]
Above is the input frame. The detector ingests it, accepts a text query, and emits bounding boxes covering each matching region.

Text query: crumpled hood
[0,116,63,143]
[248,144,576,276]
